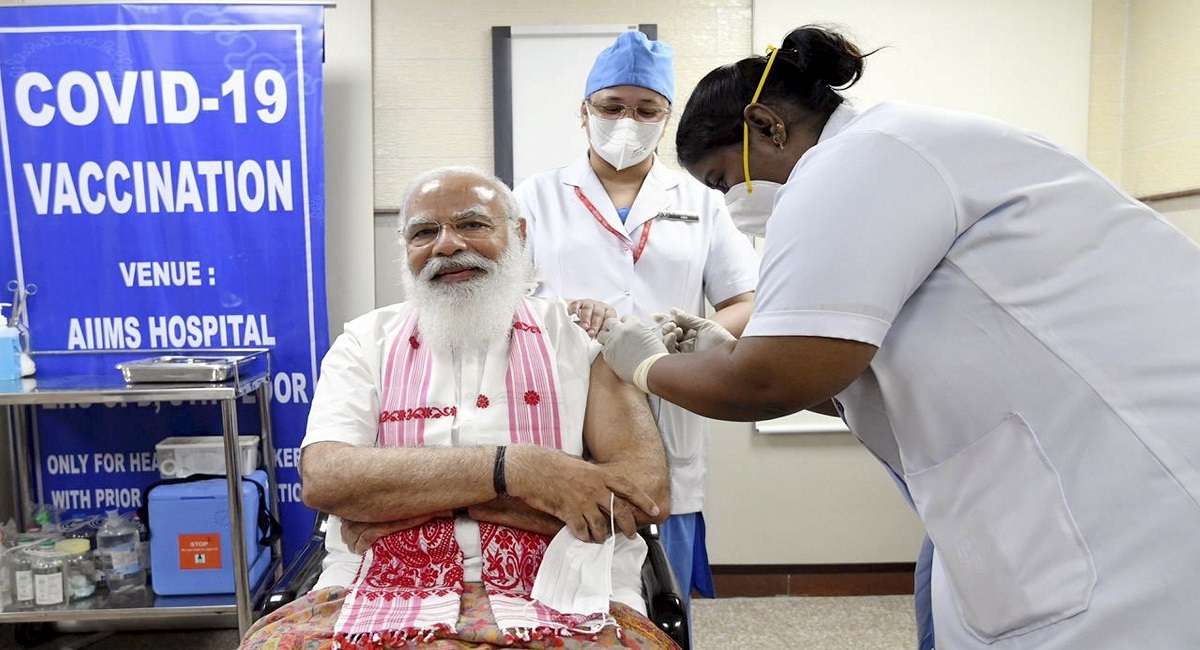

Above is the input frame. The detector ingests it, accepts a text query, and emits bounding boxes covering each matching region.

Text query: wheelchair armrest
[640,523,689,650]
[262,513,329,615]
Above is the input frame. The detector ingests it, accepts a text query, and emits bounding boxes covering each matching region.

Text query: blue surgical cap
[584,30,675,104]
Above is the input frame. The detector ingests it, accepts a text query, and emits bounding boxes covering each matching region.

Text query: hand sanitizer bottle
[0,304,20,382]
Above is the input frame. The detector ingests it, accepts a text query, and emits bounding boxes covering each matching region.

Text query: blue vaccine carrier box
[149,470,271,596]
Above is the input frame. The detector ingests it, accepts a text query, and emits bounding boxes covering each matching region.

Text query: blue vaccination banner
[0,3,328,563]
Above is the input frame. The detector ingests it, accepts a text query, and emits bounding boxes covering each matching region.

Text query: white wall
[1088,0,1200,198]
[753,0,1094,154]
[1151,196,1200,244]
[324,0,376,333]
[1121,0,1200,197]
[1088,0,1129,185]
[702,0,1096,565]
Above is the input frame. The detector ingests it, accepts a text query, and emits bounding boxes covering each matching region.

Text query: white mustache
[419,251,497,282]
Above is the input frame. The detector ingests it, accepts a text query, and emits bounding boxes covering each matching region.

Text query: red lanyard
[573,186,653,263]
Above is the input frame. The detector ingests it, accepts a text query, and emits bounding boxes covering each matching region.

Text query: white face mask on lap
[724,180,782,236]
[531,494,617,616]
[587,116,665,171]
[531,524,616,616]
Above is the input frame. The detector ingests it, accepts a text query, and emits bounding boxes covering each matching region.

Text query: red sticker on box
[179,533,222,570]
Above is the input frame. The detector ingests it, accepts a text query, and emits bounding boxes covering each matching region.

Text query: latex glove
[597,315,668,386]
[651,313,686,353]
[663,307,735,353]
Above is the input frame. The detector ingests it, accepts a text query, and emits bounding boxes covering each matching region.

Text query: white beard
[401,234,534,353]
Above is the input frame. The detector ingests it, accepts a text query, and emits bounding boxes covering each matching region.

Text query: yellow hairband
[743,45,780,194]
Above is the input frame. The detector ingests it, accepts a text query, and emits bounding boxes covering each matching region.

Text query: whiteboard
[497,24,648,188]
[755,411,850,435]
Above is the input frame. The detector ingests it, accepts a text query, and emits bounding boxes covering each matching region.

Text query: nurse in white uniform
[514,30,760,609]
[598,25,1200,649]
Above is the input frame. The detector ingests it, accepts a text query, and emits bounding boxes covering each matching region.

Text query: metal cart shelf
[0,367,282,637]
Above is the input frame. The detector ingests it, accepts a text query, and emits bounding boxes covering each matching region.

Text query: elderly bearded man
[240,167,677,650]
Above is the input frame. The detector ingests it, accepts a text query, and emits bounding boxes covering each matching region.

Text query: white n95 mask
[724,180,782,237]
[587,116,664,171]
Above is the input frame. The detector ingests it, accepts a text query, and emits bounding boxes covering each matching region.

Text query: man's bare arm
[584,358,670,530]
[478,359,669,543]
[465,359,668,539]
[303,439,659,534]
[301,443,498,523]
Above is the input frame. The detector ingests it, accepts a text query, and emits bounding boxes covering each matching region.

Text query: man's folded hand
[341,511,453,554]
[505,445,660,543]
[467,496,564,537]
[610,496,640,539]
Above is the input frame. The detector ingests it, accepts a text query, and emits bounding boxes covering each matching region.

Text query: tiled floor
[6,595,916,649]
[692,595,915,649]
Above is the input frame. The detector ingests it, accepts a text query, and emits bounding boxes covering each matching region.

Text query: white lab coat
[515,156,759,514]
[746,102,1200,647]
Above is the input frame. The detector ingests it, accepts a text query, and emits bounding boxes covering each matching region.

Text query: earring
[771,124,786,148]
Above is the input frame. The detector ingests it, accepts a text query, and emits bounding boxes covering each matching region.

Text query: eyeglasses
[403,217,498,246]
[586,99,671,123]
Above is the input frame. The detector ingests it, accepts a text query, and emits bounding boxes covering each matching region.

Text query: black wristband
[493,445,508,496]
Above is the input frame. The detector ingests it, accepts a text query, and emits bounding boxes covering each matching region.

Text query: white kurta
[301,296,646,611]
[747,102,1200,647]
[514,156,759,513]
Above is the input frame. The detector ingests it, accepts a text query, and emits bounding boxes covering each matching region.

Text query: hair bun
[780,25,865,89]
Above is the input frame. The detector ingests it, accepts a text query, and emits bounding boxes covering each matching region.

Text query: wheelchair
[263,513,691,649]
